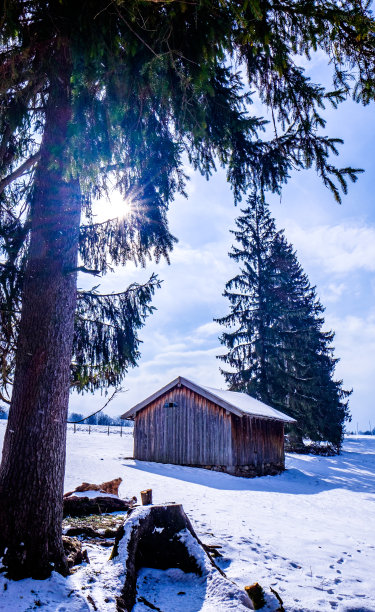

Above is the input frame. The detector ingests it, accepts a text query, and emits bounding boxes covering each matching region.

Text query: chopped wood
[140,489,153,505]
[64,526,103,539]
[245,582,266,609]
[64,525,120,539]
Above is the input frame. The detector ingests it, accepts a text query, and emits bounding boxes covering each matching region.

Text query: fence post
[89,425,91,435]
[120,424,122,437]
[107,425,110,436]
[74,423,76,434]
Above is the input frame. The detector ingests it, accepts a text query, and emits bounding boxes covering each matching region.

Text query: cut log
[111,503,252,612]
[245,582,266,609]
[140,489,152,505]
[63,495,136,518]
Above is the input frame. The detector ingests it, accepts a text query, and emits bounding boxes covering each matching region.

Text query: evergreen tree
[67,412,84,423]
[216,194,351,449]
[0,0,373,578]
[215,195,277,404]
[269,232,351,447]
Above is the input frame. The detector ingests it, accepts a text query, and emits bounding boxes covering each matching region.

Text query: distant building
[121,376,295,477]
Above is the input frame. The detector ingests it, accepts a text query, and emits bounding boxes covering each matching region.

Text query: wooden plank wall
[230,414,285,472]
[134,386,232,466]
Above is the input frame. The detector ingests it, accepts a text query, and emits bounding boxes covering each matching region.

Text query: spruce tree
[0,0,373,577]
[216,195,351,450]
[215,194,277,403]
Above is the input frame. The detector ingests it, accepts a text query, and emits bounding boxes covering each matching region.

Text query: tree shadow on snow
[122,437,375,496]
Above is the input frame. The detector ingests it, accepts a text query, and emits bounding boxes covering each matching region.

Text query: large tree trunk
[0,43,80,579]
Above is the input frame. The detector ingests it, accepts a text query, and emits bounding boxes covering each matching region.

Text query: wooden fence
[67,423,133,436]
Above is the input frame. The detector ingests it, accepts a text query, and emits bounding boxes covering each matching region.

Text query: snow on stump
[111,503,253,611]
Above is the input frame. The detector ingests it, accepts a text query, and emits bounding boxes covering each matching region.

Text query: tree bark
[0,43,81,579]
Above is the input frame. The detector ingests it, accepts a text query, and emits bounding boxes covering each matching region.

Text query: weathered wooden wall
[230,415,284,476]
[133,384,285,476]
[134,386,232,466]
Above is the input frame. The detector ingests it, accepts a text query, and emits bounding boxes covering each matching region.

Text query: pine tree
[269,232,351,448]
[215,195,277,403]
[0,0,373,578]
[216,194,351,450]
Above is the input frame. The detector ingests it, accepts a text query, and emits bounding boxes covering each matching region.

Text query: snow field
[0,422,374,611]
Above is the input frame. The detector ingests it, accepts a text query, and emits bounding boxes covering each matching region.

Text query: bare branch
[66,387,124,422]
[0,152,40,194]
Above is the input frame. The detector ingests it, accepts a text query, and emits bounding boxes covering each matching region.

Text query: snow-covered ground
[0,421,374,611]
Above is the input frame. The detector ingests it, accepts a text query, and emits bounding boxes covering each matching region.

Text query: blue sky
[72,53,375,432]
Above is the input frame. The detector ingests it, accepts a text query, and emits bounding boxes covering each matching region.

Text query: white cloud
[193,321,222,339]
[285,221,375,275]
[327,312,375,386]
[103,343,226,416]
[323,311,375,428]
[320,282,347,304]
[70,322,227,419]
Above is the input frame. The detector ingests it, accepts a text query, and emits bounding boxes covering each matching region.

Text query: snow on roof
[199,384,296,422]
[121,376,296,423]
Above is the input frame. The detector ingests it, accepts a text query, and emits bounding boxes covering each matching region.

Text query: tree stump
[112,503,252,612]
[140,488,152,505]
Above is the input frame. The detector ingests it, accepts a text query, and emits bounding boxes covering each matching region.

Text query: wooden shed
[121,376,295,477]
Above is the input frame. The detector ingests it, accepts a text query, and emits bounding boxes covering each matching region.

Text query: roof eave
[120,376,183,419]
[121,375,296,422]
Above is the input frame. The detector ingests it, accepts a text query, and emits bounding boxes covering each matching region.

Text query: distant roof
[121,376,296,423]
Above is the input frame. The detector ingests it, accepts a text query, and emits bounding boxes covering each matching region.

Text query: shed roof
[121,376,296,423]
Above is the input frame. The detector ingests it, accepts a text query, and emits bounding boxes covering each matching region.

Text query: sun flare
[109,192,133,220]
[93,189,134,223]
